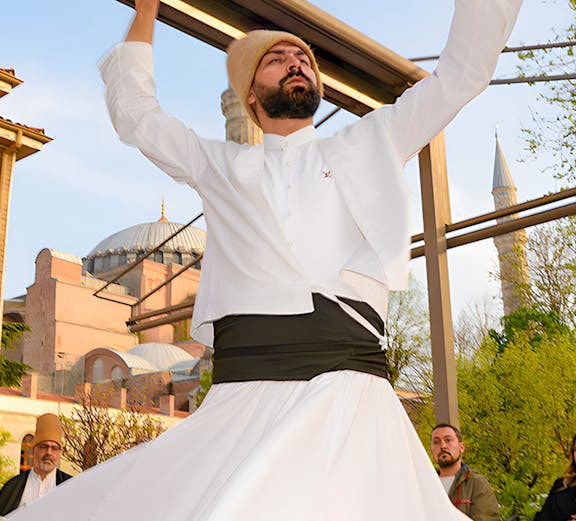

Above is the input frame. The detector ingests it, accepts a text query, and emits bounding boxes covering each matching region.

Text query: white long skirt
[8,371,468,520]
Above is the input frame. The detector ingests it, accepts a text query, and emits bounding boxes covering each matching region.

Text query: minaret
[491,129,530,316]
[220,86,262,145]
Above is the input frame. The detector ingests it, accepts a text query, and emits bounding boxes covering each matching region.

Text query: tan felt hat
[34,413,63,448]
[227,30,323,127]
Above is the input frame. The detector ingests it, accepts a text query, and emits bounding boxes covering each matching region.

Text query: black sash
[212,293,389,383]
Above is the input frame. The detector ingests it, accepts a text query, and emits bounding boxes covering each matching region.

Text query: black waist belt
[212,293,389,383]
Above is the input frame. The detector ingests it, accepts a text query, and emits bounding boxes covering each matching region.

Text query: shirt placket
[39,477,46,497]
[282,142,296,249]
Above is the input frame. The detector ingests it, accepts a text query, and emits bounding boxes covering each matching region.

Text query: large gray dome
[83,211,206,275]
[87,221,206,257]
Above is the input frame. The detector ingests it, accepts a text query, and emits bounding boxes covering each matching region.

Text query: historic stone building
[4,208,207,401]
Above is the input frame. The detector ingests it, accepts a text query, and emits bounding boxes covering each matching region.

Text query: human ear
[248,87,256,105]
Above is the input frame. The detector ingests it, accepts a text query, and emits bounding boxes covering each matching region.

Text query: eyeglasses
[36,443,62,452]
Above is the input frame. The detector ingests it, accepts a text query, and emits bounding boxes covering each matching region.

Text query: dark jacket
[0,468,72,516]
[535,478,576,521]
[447,462,500,521]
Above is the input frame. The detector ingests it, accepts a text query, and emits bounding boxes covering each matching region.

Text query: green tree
[0,322,31,388]
[414,307,576,521]
[517,1,576,182]
[489,305,573,351]
[0,428,17,486]
[195,369,213,408]
[60,388,166,471]
[460,332,576,519]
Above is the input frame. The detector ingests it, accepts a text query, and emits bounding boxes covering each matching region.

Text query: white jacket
[99,0,522,346]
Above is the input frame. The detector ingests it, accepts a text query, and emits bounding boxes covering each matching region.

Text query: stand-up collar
[263,125,318,150]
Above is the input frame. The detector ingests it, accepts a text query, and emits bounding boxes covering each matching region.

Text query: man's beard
[437,451,461,468]
[252,71,321,120]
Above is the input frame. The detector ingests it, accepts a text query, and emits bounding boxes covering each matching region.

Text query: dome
[83,207,206,275]
[95,343,199,378]
[127,342,195,372]
[111,350,159,376]
[87,221,205,257]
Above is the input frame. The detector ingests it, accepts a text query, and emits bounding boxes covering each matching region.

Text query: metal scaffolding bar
[411,201,576,259]
[491,73,576,85]
[93,211,204,298]
[133,253,204,307]
[410,40,576,62]
[412,186,576,243]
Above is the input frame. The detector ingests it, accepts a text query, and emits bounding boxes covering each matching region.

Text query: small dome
[112,351,159,375]
[91,343,199,378]
[127,343,195,372]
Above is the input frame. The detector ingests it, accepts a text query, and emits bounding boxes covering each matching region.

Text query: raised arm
[376,0,523,163]
[125,0,160,44]
[100,0,212,188]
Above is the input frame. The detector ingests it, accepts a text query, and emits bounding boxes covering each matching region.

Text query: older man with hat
[8,0,523,519]
[0,413,71,516]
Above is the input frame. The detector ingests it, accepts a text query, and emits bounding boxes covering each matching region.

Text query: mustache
[279,69,313,88]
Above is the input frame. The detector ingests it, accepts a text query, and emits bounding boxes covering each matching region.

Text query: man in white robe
[7,1,522,519]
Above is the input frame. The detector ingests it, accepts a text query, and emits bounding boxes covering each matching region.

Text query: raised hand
[125,0,160,43]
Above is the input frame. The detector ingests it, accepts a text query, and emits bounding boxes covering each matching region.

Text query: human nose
[286,54,301,71]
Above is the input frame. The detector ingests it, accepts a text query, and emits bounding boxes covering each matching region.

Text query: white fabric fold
[8,372,470,521]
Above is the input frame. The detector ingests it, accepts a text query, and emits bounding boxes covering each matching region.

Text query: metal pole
[410,40,576,62]
[93,211,204,298]
[411,201,576,258]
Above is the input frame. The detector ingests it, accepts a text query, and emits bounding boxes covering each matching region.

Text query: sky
[1,0,573,324]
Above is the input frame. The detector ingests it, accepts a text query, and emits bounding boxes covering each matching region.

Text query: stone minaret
[221,86,263,145]
[491,130,530,316]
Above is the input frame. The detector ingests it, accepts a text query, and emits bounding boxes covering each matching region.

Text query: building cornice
[0,116,53,161]
[0,68,23,98]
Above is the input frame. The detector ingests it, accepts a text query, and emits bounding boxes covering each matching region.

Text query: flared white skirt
[8,371,468,520]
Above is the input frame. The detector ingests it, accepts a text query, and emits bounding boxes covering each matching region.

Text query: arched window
[20,434,34,471]
[92,358,104,383]
[111,365,123,381]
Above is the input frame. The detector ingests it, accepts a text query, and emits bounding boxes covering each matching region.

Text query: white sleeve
[382,0,523,162]
[98,42,209,188]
